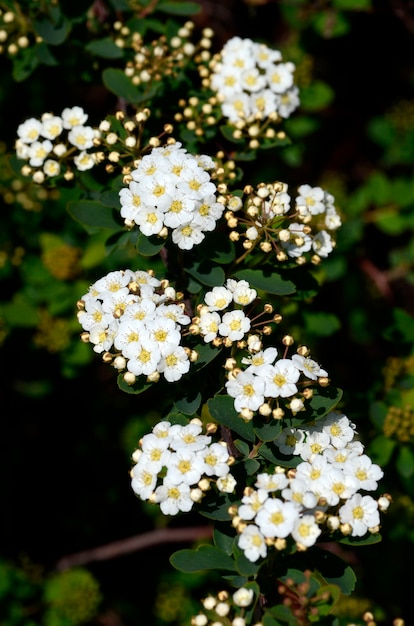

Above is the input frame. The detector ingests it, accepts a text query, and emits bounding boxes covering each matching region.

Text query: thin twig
[56,525,213,571]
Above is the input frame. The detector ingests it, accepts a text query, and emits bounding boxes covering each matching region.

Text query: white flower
[238,524,267,562]
[299,430,331,462]
[41,115,63,140]
[204,286,233,311]
[262,358,300,398]
[89,320,118,353]
[275,427,305,456]
[296,184,325,216]
[136,206,165,236]
[219,310,251,341]
[322,468,359,506]
[231,281,257,306]
[321,412,355,448]
[28,140,53,166]
[312,231,334,258]
[43,159,61,177]
[61,106,88,129]
[169,423,211,452]
[281,223,312,258]
[255,498,299,538]
[17,117,43,143]
[140,434,172,471]
[241,347,278,374]
[154,478,194,515]
[113,319,149,352]
[266,62,295,94]
[238,488,269,521]
[225,370,265,413]
[344,455,384,491]
[216,474,237,493]
[172,223,205,249]
[295,456,331,496]
[338,493,380,537]
[147,316,181,354]
[166,448,204,485]
[281,478,318,510]
[255,471,289,492]
[124,338,161,376]
[201,442,230,477]
[233,588,254,607]
[278,86,300,118]
[291,515,321,547]
[131,465,157,500]
[67,125,95,150]
[158,345,190,382]
[199,311,221,343]
[74,151,95,171]
[291,354,328,381]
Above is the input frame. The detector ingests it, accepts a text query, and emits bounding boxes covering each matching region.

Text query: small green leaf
[340,533,382,547]
[302,387,343,423]
[312,549,356,595]
[233,269,296,296]
[185,259,225,287]
[174,391,201,415]
[86,37,124,59]
[366,434,396,466]
[102,68,146,103]
[207,395,255,442]
[396,445,414,478]
[157,1,201,15]
[136,232,165,256]
[67,199,121,230]
[34,9,71,45]
[170,545,236,573]
[254,420,283,443]
[299,80,335,110]
[213,523,236,555]
[117,374,153,395]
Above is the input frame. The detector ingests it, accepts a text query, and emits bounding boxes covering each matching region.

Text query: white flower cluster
[15,106,99,180]
[131,419,236,515]
[210,36,300,125]
[195,278,257,344]
[77,269,192,382]
[192,587,256,626]
[234,411,384,562]
[226,345,328,417]
[230,182,342,261]
[119,142,225,250]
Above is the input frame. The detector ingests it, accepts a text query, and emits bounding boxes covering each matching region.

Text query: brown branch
[56,525,213,571]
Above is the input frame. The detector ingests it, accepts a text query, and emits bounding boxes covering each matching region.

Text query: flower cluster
[225,181,342,264]
[231,411,387,562]
[130,419,236,515]
[76,269,193,384]
[225,341,328,419]
[208,36,300,126]
[191,278,260,346]
[192,587,257,626]
[15,106,101,182]
[119,141,225,249]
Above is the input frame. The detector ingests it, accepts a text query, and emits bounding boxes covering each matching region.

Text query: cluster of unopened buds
[0,8,32,57]
[225,181,342,264]
[191,587,257,626]
[130,418,236,515]
[230,410,390,562]
[120,21,213,88]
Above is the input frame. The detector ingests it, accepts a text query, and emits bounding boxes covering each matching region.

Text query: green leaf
[302,386,343,423]
[366,434,396,467]
[299,81,335,111]
[207,395,255,442]
[339,533,382,547]
[192,342,221,371]
[383,307,414,344]
[174,391,201,415]
[302,311,341,337]
[220,125,245,144]
[67,200,121,231]
[199,233,236,264]
[86,37,124,59]
[185,259,225,287]
[117,374,153,395]
[136,232,165,256]
[170,545,236,573]
[254,420,283,443]
[34,8,71,45]
[102,68,146,103]
[396,445,414,478]
[12,48,39,82]
[233,269,296,296]
[334,0,371,9]
[312,548,356,595]
[157,1,201,15]
[213,523,236,555]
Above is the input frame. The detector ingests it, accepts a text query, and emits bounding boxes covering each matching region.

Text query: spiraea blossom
[130,419,236,515]
[119,141,225,249]
[191,587,256,626]
[209,36,299,125]
[15,106,100,181]
[192,278,258,347]
[225,337,328,419]
[76,268,192,384]
[224,181,342,265]
[231,411,384,562]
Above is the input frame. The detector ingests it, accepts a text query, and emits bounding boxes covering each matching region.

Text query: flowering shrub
[3,2,414,626]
